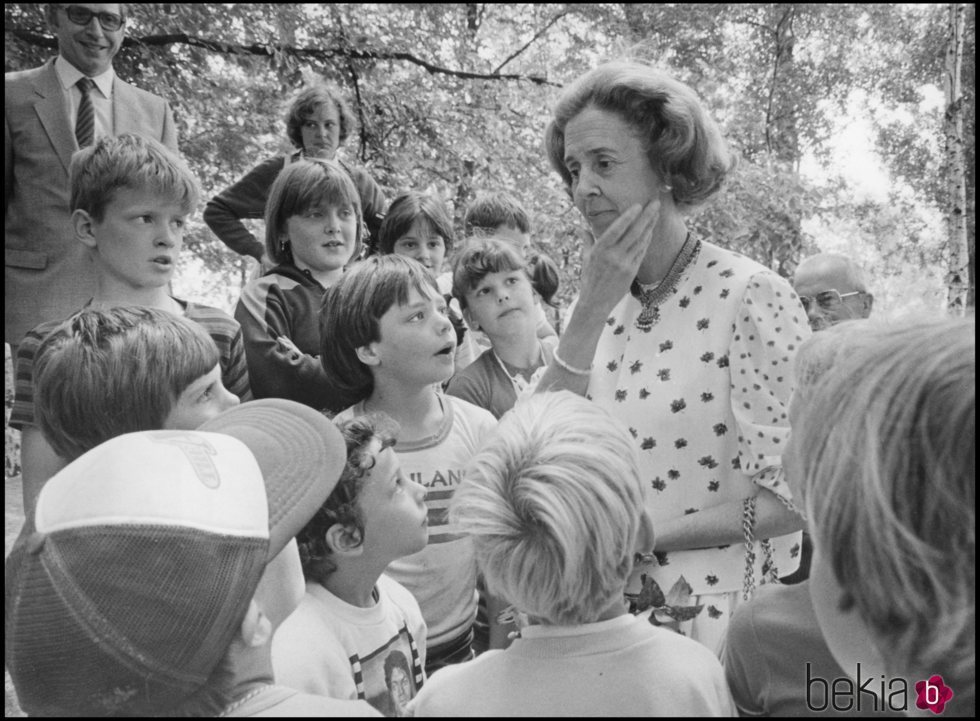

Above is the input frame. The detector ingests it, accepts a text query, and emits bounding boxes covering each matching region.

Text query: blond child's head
[69,132,198,221]
[787,317,975,704]
[450,391,652,625]
[68,133,199,287]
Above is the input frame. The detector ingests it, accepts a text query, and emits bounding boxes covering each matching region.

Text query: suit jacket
[4,58,178,345]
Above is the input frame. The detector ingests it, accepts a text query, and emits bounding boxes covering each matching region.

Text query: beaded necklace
[628,232,700,331]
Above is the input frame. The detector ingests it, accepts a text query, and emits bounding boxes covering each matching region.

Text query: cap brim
[198,399,344,560]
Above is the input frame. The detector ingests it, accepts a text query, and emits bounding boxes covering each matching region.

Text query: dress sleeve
[729,272,810,503]
[203,156,285,261]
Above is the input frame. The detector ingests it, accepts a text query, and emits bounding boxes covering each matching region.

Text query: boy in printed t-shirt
[319,254,498,676]
[272,413,429,714]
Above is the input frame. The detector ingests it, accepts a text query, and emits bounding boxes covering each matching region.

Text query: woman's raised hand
[578,199,661,317]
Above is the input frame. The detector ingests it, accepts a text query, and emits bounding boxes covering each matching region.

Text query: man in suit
[5,3,178,350]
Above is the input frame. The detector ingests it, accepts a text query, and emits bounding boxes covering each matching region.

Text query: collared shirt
[54,55,115,140]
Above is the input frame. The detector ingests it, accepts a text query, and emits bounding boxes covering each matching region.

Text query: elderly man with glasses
[792,253,874,332]
[5,3,178,354]
[781,251,875,586]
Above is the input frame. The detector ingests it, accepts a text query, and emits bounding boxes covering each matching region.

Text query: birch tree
[944,2,970,314]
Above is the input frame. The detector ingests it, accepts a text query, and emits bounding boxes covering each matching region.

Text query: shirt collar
[54,55,115,98]
[520,612,635,639]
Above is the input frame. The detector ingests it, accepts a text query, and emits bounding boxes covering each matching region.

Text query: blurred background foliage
[5,3,974,316]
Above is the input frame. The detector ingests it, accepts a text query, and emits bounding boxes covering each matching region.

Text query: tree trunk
[944,3,970,314]
[765,4,803,277]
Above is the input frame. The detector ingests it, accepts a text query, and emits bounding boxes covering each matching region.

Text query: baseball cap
[4,399,345,717]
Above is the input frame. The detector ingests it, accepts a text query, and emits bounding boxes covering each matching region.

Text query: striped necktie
[75,77,96,148]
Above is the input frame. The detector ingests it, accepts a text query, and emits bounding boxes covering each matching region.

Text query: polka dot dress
[584,239,810,647]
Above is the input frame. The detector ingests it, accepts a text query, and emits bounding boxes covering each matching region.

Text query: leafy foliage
[3,3,973,315]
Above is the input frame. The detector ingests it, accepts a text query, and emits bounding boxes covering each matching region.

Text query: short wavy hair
[376,191,455,256]
[545,60,734,210]
[69,133,199,221]
[34,307,219,461]
[795,317,975,697]
[450,391,647,625]
[264,158,364,266]
[463,190,531,237]
[284,82,356,149]
[296,413,400,583]
[319,255,440,408]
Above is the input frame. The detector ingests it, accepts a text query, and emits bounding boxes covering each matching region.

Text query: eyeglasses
[58,5,125,32]
[798,289,864,313]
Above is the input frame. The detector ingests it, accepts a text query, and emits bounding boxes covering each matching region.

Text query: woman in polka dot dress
[536,60,810,652]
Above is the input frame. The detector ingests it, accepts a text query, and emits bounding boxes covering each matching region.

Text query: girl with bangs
[235,158,363,412]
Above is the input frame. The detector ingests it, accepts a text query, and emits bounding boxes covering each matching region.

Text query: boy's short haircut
[284,82,356,149]
[795,318,975,693]
[376,190,455,256]
[450,391,647,626]
[463,190,531,237]
[34,306,220,461]
[265,157,364,265]
[69,132,199,221]
[451,237,528,311]
[5,399,347,717]
[319,255,440,408]
[297,412,400,583]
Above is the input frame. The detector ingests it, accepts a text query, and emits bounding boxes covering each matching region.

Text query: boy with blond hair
[10,133,251,515]
[411,391,735,717]
[273,414,429,713]
[319,254,498,675]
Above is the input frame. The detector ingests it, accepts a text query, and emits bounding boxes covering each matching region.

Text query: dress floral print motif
[585,238,810,628]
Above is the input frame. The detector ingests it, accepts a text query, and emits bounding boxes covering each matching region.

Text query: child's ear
[239,599,273,648]
[72,209,97,249]
[355,342,381,367]
[325,523,365,556]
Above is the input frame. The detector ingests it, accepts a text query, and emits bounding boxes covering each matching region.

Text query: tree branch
[7,27,561,86]
[492,11,568,74]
